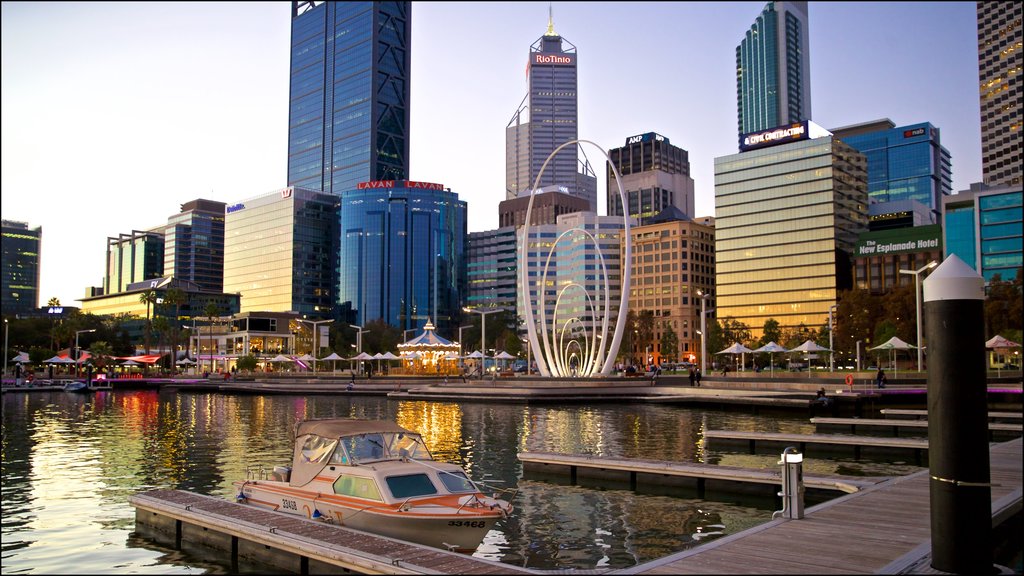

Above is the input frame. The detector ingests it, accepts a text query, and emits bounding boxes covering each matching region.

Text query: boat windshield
[436,470,478,493]
[333,431,431,464]
[387,432,431,460]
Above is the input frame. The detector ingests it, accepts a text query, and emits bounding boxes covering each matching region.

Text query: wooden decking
[518,451,888,494]
[612,437,1022,575]
[880,408,1022,421]
[702,430,929,463]
[810,417,1022,440]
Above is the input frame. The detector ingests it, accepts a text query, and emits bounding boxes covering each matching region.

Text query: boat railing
[245,464,269,481]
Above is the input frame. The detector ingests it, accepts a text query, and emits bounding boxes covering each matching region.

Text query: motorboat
[233,419,513,553]
[63,380,90,393]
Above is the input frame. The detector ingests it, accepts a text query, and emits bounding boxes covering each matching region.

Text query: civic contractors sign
[855,225,942,257]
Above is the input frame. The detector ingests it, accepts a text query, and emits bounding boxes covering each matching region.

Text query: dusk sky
[2,2,980,308]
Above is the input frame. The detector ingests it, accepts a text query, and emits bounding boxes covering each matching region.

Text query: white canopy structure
[789,340,831,377]
[753,341,788,377]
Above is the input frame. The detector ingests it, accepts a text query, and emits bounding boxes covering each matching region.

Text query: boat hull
[236,480,503,552]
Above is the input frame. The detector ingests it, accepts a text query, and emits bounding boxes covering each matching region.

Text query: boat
[233,419,513,553]
[63,380,91,393]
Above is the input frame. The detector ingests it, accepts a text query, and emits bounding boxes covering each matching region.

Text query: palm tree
[163,288,186,364]
[88,341,114,373]
[139,291,157,355]
[152,317,170,372]
[203,302,220,374]
[47,297,61,350]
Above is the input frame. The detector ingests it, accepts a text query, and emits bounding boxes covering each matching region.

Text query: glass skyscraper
[287,1,410,195]
[977,1,1022,187]
[105,229,165,296]
[338,180,466,335]
[833,120,952,214]
[506,12,597,210]
[164,199,226,293]
[1,220,42,316]
[606,132,696,225]
[736,1,812,137]
[942,183,1023,283]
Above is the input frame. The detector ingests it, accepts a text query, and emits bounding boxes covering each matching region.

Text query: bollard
[772,446,804,519]
[923,255,991,574]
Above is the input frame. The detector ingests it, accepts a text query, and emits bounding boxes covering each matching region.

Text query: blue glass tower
[287,1,410,195]
[338,180,466,335]
[942,184,1022,283]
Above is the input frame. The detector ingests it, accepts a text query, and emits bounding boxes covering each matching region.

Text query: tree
[163,287,187,364]
[236,354,258,373]
[760,319,782,347]
[88,341,114,371]
[139,291,157,355]
[151,316,170,371]
[834,288,881,356]
[635,310,655,363]
[985,270,1023,338]
[203,302,220,373]
[660,321,679,363]
[719,317,752,348]
[361,319,401,354]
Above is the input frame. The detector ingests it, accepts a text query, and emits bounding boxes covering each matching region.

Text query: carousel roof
[398,320,458,348]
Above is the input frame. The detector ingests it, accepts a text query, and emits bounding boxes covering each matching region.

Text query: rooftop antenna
[545,2,556,36]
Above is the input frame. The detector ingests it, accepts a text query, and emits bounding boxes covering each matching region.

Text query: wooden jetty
[811,417,1022,440]
[518,451,888,498]
[702,430,929,463]
[613,437,1022,575]
[880,408,1022,421]
[130,489,529,575]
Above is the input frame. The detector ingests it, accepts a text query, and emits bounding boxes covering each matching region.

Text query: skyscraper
[506,10,597,210]
[736,1,812,137]
[607,132,695,225]
[977,1,1022,187]
[1,220,42,316]
[105,229,165,296]
[287,1,411,195]
[164,199,226,293]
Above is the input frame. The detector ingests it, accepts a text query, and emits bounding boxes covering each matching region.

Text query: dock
[613,437,1022,575]
[702,429,929,463]
[810,417,1022,440]
[518,451,888,498]
[130,489,530,575]
[880,408,1023,421]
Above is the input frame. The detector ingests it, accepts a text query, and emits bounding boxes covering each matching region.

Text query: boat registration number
[281,499,298,511]
[448,520,486,528]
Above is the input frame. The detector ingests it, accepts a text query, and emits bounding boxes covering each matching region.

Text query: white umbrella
[11,352,30,363]
[985,335,1022,376]
[753,341,788,377]
[121,359,140,366]
[321,352,344,372]
[494,351,516,359]
[380,351,400,360]
[175,358,196,365]
[44,355,76,364]
[789,340,832,377]
[870,336,915,377]
[269,354,292,362]
[716,342,754,372]
[351,352,375,360]
[465,350,484,359]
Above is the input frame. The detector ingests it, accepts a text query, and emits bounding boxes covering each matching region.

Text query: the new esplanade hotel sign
[739,120,832,152]
[856,225,942,257]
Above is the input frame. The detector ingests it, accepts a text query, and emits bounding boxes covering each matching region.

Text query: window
[333,475,383,501]
[386,474,438,498]
[437,470,478,493]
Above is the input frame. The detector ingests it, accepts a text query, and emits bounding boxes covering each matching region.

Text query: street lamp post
[828,304,837,372]
[697,290,711,375]
[463,307,502,375]
[3,318,8,382]
[75,329,96,377]
[403,328,417,343]
[458,325,473,368]
[899,261,938,371]
[297,318,334,374]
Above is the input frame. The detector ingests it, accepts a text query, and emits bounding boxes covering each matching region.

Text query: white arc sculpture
[519,139,632,377]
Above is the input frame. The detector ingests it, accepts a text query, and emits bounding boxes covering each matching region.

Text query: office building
[105,229,165,296]
[506,12,597,209]
[715,122,868,340]
[466,227,518,312]
[977,1,1022,187]
[287,1,411,194]
[832,119,952,215]
[1,220,42,317]
[164,199,226,293]
[942,182,1022,283]
[338,179,466,335]
[607,132,695,225]
[736,1,812,137]
[223,186,340,316]
[852,224,943,294]
[623,208,714,365]
[498,188,590,228]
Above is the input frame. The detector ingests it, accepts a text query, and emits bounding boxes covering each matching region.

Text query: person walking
[695,368,702,388]
[688,367,696,387]
[876,368,887,389]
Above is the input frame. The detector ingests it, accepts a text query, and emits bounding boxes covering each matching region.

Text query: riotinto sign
[533,53,575,65]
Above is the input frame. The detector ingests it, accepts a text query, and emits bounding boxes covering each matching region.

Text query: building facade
[338,180,467,335]
[978,1,1022,187]
[736,1,812,136]
[852,224,943,294]
[607,132,695,225]
[623,209,715,366]
[714,129,868,340]
[498,189,591,228]
[942,182,1023,283]
[466,226,518,312]
[223,187,340,316]
[105,229,165,296]
[832,120,952,215]
[164,199,226,293]
[287,1,411,194]
[505,14,597,209]
[1,220,42,317]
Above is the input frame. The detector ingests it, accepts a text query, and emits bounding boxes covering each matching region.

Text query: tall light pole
[463,307,502,374]
[828,304,837,372]
[297,318,333,374]
[75,329,96,377]
[900,260,938,371]
[3,318,8,381]
[403,328,417,343]
[697,289,711,375]
[458,324,472,363]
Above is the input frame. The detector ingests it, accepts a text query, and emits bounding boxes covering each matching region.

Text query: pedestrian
[15,363,23,387]
[688,367,696,387]
[695,368,702,387]
[876,368,887,389]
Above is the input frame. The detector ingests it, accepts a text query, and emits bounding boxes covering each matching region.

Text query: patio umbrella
[789,340,832,377]
[269,354,292,362]
[44,355,76,364]
[175,358,196,365]
[11,351,30,364]
[870,336,915,378]
[322,352,344,372]
[985,335,1022,376]
[752,341,788,377]
[716,342,754,372]
[121,359,140,366]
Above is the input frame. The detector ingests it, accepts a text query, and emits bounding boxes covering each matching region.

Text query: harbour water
[1,389,924,573]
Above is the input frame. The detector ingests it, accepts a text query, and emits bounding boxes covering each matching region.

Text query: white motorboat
[234,419,513,553]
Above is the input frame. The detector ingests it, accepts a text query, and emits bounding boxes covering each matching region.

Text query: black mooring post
[923,255,992,574]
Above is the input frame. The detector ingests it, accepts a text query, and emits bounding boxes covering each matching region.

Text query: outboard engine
[271,466,292,482]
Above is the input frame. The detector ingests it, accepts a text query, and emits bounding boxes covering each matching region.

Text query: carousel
[397,320,460,375]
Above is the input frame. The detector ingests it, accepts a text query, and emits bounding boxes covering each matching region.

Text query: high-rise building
[977,1,1022,187]
[506,11,597,210]
[715,123,868,340]
[338,180,467,335]
[164,199,226,293]
[832,119,952,216]
[466,226,518,312]
[736,1,812,137]
[1,220,42,316]
[607,132,695,225]
[105,229,165,296]
[286,1,411,194]
[223,187,340,316]
[498,189,591,228]
[942,182,1023,283]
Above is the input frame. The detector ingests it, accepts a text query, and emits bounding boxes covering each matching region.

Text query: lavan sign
[357,180,446,191]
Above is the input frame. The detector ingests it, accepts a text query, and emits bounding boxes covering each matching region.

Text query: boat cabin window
[386,474,438,498]
[333,475,382,501]
[437,470,478,493]
[387,433,431,460]
[341,433,387,463]
[300,435,337,464]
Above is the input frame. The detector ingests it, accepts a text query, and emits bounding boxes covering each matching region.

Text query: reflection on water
[1,390,922,573]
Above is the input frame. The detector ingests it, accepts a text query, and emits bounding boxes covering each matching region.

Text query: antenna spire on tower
[545,3,556,36]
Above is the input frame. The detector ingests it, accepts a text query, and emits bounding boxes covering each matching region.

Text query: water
[1,389,924,573]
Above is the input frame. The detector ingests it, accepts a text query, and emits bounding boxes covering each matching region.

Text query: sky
[1,2,981,308]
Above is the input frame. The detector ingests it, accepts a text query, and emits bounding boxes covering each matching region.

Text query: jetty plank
[880,408,1022,421]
